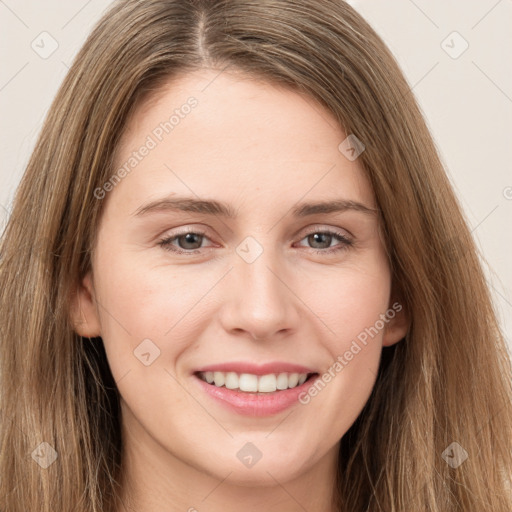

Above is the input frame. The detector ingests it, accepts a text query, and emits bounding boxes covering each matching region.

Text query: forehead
[109,69,375,215]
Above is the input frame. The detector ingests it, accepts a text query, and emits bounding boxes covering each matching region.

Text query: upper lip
[194,361,318,376]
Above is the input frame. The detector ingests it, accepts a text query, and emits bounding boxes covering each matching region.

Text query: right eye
[157,229,213,255]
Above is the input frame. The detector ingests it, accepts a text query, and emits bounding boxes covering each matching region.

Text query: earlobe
[70,272,101,337]
[382,300,409,347]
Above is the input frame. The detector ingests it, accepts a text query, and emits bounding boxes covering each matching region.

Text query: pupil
[310,233,331,249]
[180,233,201,249]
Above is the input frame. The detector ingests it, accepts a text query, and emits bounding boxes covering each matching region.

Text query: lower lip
[193,374,319,417]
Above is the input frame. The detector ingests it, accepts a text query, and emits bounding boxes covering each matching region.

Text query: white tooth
[213,371,225,387]
[276,372,289,390]
[208,371,310,391]
[288,373,299,388]
[258,374,277,393]
[239,373,258,392]
[224,372,239,390]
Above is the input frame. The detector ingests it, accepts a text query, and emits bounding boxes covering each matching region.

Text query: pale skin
[71,68,408,512]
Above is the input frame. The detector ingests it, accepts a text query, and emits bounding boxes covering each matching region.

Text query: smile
[196,371,314,393]
[192,364,320,416]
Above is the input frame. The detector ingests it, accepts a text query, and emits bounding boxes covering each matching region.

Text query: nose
[218,242,300,341]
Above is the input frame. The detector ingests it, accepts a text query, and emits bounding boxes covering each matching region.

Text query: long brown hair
[1,1,511,510]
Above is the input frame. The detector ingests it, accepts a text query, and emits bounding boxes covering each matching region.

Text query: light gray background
[1,0,511,352]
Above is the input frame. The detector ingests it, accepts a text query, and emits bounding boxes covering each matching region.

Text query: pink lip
[193,361,317,376]
[192,365,320,417]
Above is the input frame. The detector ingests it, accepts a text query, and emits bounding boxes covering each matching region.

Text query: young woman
[1,1,511,511]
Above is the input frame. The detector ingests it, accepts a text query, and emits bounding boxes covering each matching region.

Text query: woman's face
[73,69,407,492]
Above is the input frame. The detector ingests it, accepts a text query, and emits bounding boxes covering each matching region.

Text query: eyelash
[157,227,353,256]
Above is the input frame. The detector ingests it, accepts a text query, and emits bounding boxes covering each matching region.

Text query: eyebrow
[132,195,378,218]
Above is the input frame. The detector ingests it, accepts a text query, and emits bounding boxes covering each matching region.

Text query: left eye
[157,229,353,255]
[296,230,353,253]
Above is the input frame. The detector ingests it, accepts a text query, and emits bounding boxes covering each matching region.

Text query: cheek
[91,260,198,429]
[292,285,389,450]
[301,258,391,346]
[297,259,390,405]
[92,248,217,380]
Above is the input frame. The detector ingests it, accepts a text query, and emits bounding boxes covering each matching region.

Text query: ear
[382,299,409,347]
[70,271,101,337]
